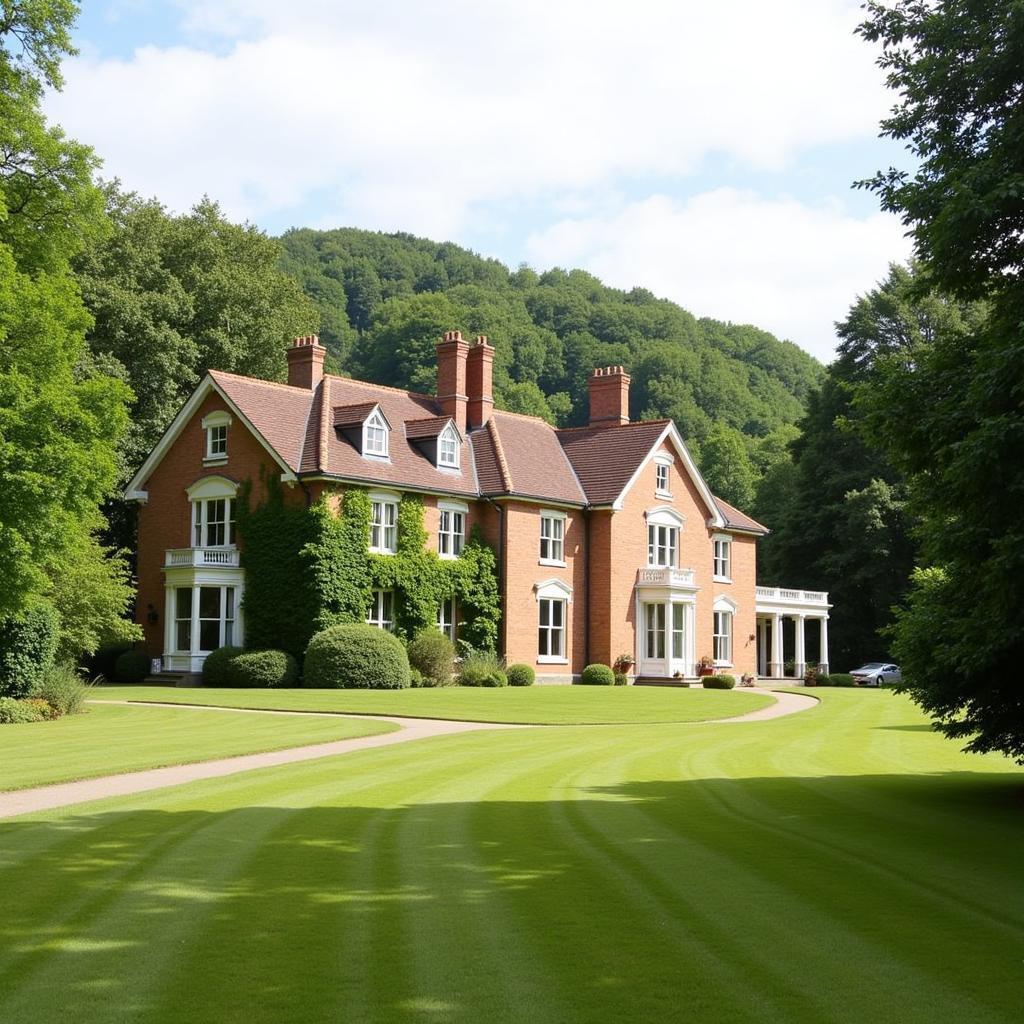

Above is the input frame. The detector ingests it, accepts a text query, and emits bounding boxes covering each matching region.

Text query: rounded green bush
[579,663,615,686]
[304,624,410,689]
[830,673,856,688]
[613,671,629,686]
[409,667,425,688]
[480,669,508,688]
[702,674,736,690]
[0,696,47,724]
[225,649,298,689]
[0,600,59,698]
[114,649,151,684]
[202,645,243,687]
[506,663,535,687]
[407,629,456,687]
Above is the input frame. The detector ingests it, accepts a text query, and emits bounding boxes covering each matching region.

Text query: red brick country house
[125,333,830,683]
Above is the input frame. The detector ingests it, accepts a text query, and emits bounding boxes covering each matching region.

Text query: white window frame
[654,453,673,497]
[646,507,683,568]
[187,477,238,549]
[539,510,566,566]
[366,590,394,631]
[369,492,399,554]
[438,501,467,559]
[437,422,460,469]
[172,584,237,655]
[535,578,572,664]
[437,596,456,642]
[713,595,737,667]
[202,410,231,463]
[363,408,390,459]
[713,533,732,582]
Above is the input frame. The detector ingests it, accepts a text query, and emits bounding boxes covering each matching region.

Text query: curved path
[0,688,816,819]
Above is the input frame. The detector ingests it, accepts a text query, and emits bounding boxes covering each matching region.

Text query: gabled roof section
[332,402,383,428]
[714,495,769,535]
[404,415,458,441]
[474,411,586,505]
[557,419,725,527]
[124,371,307,498]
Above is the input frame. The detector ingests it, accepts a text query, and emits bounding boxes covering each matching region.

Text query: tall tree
[855,1,1024,760]
[0,0,137,656]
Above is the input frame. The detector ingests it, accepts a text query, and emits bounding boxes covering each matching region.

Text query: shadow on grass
[0,770,1022,1024]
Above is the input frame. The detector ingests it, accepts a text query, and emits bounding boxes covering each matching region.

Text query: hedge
[828,673,856,687]
[202,645,244,687]
[702,674,736,689]
[225,650,299,689]
[579,664,615,686]
[114,649,151,684]
[0,600,59,698]
[506,663,535,687]
[304,624,410,689]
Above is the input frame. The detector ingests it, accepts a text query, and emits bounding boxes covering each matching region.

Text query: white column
[819,616,829,675]
[794,613,806,678]
[685,602,696,676]
[758,618,767,678]
[771,612,783,678]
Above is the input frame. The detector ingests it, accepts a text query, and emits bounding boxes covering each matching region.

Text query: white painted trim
[124,375,296,499]
[611,422,724,527]
[437,421,461,468]
[534,578,573,602]
[186,475,239,500]
[437,499,469,514]
[201,410,232,429]
[537,656,569,665]
[646,505,685,527]
[713,594,738,612]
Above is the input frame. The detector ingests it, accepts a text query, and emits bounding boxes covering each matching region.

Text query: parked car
[850,662,901,687]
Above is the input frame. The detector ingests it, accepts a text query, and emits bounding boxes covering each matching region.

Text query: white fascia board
[611,423,724,528]
[123,375,296,501]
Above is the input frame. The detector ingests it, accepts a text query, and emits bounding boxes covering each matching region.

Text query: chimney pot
[285,334,326,389]
[588,364,631,427]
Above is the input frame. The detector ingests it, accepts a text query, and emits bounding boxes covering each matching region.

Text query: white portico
[755,587,831,679]
[635,566,699,678]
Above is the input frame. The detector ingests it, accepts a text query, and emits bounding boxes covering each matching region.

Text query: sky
[46,0,915,364]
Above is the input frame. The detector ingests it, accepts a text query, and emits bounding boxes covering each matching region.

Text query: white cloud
[525,190,911,362]
[48,0,890,232]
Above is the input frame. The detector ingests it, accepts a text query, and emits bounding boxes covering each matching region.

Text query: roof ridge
[325,373,437,403]
[487,416,513,492]
[208,369,308,394]
[492,408,550,424]
[318,374,331,475]
[556,418,671,435]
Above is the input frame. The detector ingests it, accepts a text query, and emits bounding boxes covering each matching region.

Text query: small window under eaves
[363,410,389,458]
[438,423,460,469]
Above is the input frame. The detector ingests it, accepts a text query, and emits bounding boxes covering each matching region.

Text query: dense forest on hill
[278,228,824,508]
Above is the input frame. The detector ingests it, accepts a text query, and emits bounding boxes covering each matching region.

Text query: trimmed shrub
[506,663,535,687]
[202,645,244,687]
[407,630,456,687]
[35,664,89,716]
[816,674,833,687]
[613,671,629,686]
[458,649,506,687]
[702,674,736,689]
[830,673,856,688]
[409,667,425,688]
[304,624,410,689]
[225,650,298,689]
[85,642,133,682]
[0,600,60,698]
[0,696,47,724]
[579,663,615,686]
[114,649,151,684]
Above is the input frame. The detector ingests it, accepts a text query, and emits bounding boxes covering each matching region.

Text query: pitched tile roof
[404,415,454,440]
[480,412,586,505]
[332,402,380,428]
[714,495,769,535]
[209,370,313,472]
[556,420,670,505]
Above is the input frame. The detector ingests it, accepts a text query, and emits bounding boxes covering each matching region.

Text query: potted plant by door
[697,655,715,677]
[613,653,635,674]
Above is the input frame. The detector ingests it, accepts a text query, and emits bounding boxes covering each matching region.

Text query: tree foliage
[854,1,1024,760]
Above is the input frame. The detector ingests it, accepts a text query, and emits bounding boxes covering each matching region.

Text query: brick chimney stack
[466,335,495,430]
[435,330,469,432]
[286,335,326,390]
[588,366,631,426]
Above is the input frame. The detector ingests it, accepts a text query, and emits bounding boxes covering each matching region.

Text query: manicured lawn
[0,703,396,791]
[88,683,776,724]
[1,690,1020,1023]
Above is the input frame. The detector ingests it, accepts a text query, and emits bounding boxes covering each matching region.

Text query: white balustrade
[165,547,240,568]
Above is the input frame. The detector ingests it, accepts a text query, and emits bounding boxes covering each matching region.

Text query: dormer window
[363,409,389,458]
[202,411,232,463]
[654,453,673,497]
[438,423,460,468]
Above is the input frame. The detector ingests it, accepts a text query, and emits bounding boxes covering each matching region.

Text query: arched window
[186,476,238,549]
